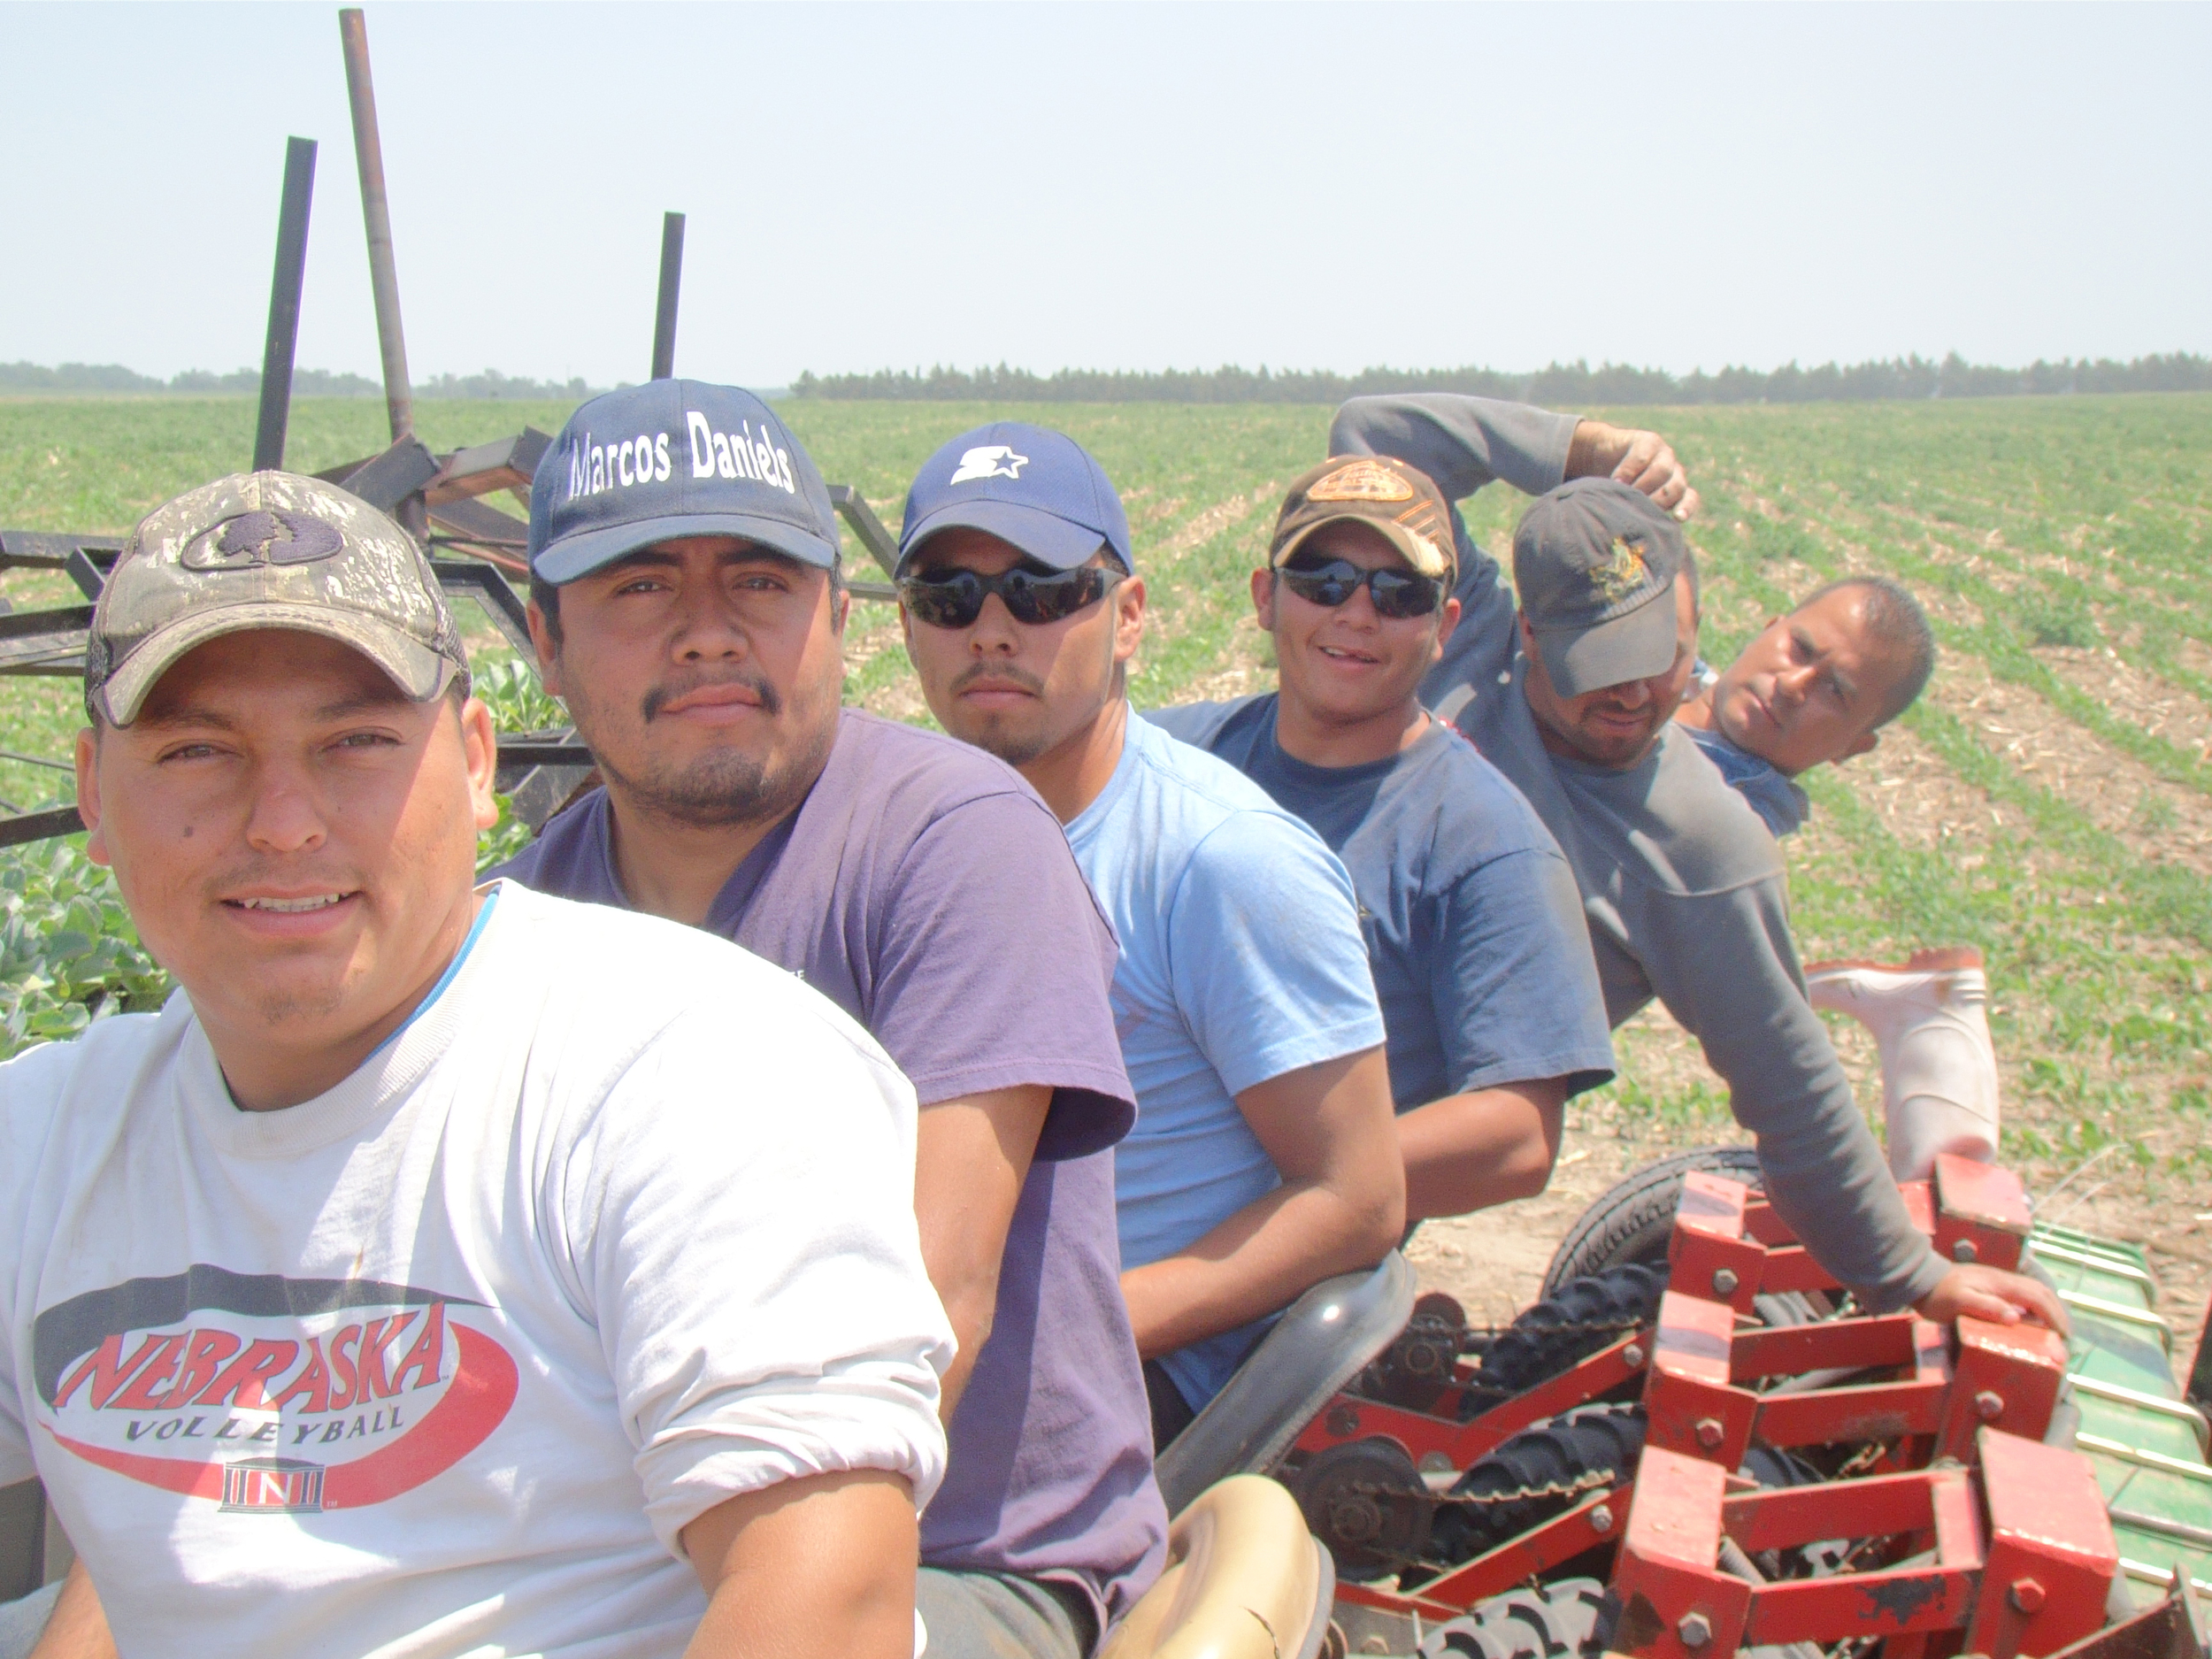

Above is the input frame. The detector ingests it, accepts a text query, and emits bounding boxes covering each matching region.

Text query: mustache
[641,670,782,722]
[949,661,1045,697]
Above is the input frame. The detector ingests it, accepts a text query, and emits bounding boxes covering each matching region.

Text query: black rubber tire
[1470,1263,1670,1409]
[1431,1403,1646,1566]
[1418,1578,1607,1659]
[1430,1404,1823,1571]
[1540,1145,1764,1298]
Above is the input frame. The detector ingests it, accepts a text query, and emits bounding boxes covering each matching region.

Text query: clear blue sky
[3,2,2205,388]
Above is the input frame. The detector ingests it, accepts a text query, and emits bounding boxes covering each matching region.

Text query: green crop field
[5,392,2208,1344]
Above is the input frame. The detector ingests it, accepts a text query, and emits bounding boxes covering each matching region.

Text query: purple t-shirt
[494,710,1167,1624]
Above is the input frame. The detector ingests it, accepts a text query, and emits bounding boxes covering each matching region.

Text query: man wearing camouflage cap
[1456,477,2066,1335]
[1154,455,1616,1230]
[0,472,952,1657]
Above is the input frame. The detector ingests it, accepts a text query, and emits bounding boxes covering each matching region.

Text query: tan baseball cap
[1268,455,1456,579]
[85,471,468,726]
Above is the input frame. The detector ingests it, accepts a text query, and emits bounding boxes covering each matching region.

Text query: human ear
[1431,595,1462,665]
[1842,730,1880,763]
[460,697,502,831]
[1249,569,1276,631]
[74,726,110,867]
[1114,575,1147,664]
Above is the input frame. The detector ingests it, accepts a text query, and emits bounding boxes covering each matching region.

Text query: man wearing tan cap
[0,473,951,1658]
[1153,456,1616,1228]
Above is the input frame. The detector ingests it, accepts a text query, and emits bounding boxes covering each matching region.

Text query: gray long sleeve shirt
[1332,394,1948,1312]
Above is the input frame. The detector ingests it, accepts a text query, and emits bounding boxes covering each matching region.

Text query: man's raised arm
[1331,393,1698,530]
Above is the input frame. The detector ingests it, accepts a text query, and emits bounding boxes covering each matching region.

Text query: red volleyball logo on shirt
[31,1265,517,1513]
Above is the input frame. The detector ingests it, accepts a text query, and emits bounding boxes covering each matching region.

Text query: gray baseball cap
[85,471,467,726]
[1511,478,1689,697]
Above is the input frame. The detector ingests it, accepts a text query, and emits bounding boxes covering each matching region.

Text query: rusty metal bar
[651,211,684,380]
[338,9,424,540]
[253,136,317,472]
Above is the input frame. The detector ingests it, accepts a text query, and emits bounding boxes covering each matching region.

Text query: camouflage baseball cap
[1511,478,1689,697]
[1269,455,1455,579]
[85,471,467,726]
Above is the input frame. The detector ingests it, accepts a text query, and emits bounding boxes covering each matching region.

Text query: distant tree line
[789,351,2212,405]
[0,363,603,400]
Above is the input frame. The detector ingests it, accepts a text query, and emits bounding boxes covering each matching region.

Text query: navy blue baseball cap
[528,380,839,583]
[896,422,1133,577]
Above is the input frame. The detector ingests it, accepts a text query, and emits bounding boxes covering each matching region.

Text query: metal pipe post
[650,212,686,380]
[252,137,318,473]
[338,8,416,457]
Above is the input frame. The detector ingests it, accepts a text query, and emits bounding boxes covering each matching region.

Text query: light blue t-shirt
[1066,709,1386,1412]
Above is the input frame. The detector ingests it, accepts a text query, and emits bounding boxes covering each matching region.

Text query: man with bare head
[0,473,950,1658]
[1677,577,1996,1181]
[1676,574,1939,838]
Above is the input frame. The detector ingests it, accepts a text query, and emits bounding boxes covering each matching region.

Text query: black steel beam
[338,8,424,541]
[494,740,596,765]
[0,807,85,849]
[0,606,93,644]
[339,438,442,515]
[829,485,902,580]
[426,496,527,551]
[252,136,318,473]
[651,211,685,380]
[425,429,552,506]
[428,560,534,661]
[62,548,105,603]
[0,533,120,572]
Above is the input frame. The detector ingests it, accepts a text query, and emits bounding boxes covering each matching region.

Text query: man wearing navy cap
[895,423,1405,1449]
[493,385,1166,1657]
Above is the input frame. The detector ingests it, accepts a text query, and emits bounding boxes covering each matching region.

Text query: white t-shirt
[0,880,953,1658]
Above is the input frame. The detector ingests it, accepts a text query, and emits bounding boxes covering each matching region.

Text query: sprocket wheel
[1287,1436,1432,1582]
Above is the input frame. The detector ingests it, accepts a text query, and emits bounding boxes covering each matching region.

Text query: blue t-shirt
[1065,710,1386,1413]
[493,710,1166,1627]
[1148,695,1615,1112]
[1683,722,1811,839]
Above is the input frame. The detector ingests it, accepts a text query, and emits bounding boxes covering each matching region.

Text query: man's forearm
[1397,1079,1567,1224]
[1120,1179,1398,1359]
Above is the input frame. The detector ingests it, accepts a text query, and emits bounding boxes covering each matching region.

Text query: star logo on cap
[1588,535,1649,603]
[949,445,1029,485]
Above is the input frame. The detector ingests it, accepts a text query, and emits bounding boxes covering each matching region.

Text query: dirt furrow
[1930,654,2212,878]
[2039,645,2212,764]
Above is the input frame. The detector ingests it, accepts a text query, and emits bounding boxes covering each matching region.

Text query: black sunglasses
[1277,554,1445,619]
[898,564,1116,629]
